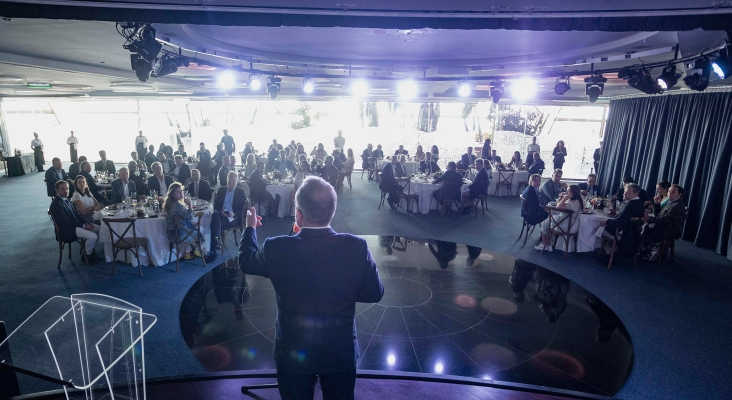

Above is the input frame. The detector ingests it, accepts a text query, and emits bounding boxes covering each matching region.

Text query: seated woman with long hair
[535,184,582,252]
[508,151,523,169]
[71,175,100,223]
[414,145,426,162]
[164,182,199,260]
[243,153,257,179]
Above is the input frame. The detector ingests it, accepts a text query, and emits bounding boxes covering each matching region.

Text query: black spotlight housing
[554,77,571,95]
[489,81,503,103]
[123,25,162,63]
[711,46,732,80]
[130,53,152,82]
[267,76,282,99]
[584,74,607,103]
[683,58,712,91]
[656,65,681,91]
[618,66,663,95]
[152,56,179,78]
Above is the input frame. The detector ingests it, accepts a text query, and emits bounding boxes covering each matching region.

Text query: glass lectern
[0,294,156,399]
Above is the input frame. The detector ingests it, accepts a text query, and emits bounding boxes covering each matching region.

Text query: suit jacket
[249,170,268,202]
[274,159,296,173]
[361,149,373,169]
[578,182,602,197]
[372,149,384,159]
[174,150,188,159]
[380,163,397,191]
[394,162,407,178]
[528,159,545,175]
[238,227,384,374]
[79,170,103,196]
[320,165,340,188]
[615,187,648,203]
[94,159,116,175]
[146,175,174,195]
[605,197,645,255]
[521,186,548,225]
[49,196,85,242]
[468,168,489,198]
[144,153,158,169]
[169,163,191,183]
[214,186,248,219]
[552,147,567,163]
[648,199,686,240]
[487,155,502,164]
[188,179,213,202]
[433,170,464,201]
[218,166,232,185]
[129,172,146,194]
[394,149,409,157]
[110,179,137,204]
[45,168,69,197]
[539,179,562,207]
[221,135,236,154]
[420,161,440,174]
[68,163,80,180]
[459,153,476,169]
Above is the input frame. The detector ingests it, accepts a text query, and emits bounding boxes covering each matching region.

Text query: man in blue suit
[110,167,137,204]
[528,151,545,175]
[239,176,384,400]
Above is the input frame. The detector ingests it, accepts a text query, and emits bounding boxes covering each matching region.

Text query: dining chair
[435,181,462,217]
[470,177,491,217]
[517,196,539,245]
[378,187,388,209]
[494,170,515,196]
[541,206,579,259]
[220,203,248,255]
[515,178,529,196]
[396,179,418,215]
[102,217,149,276]
[48,210,88,269]
[168,211,208,273]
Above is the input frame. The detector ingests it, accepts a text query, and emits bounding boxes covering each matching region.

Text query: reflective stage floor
[179,236,633,397]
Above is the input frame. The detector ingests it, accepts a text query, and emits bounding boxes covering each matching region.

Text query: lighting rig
[117,22,189,82]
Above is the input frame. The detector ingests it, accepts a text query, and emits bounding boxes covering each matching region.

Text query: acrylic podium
[0,294,156,400]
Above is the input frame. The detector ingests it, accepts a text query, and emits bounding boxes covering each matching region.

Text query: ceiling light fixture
[711,46,732,79]
[249,75,262,91]
[351,79,369,97]
[302,78,314,94]
[130,54,153,82]
[656,65,681,91]
[217,70,236,89]
[489,81,503,103]
[267,76,282,99]
[158,89,192,95]
[398,80,418,99]
[618,66,663,95]
[458,81,472,97]
[554,77,571,95]
[152,56,188,78]
[584,74,607,103]
[0,76,24,83]
[683,58,712,91]
[511,78,538,101]
[26,83,51,89]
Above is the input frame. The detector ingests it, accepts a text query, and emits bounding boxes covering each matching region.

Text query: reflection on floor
[179,236,633,396]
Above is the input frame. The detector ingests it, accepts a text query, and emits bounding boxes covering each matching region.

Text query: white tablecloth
[555,210,609,253]
[266,184,294,218]
[488,170,529,197]
[397,180,470,214]
[377,160,421,175]
[99,203,212,267]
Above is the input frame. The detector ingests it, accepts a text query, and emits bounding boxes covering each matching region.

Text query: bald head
[295,176,337,227]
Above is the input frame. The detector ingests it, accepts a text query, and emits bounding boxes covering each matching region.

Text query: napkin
[594,226,605,238]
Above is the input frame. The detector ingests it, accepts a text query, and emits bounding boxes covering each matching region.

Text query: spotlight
[249,75,262,91]
[683,58,712,91]
[458,81,472,97]
[618,66,663,95]
[130,54,152,82]
[398,80,418,99]
[267,76,281,99]
[656,65,681,91]
[554,77,571,95]
[217,70,236,89]
[351,79,369,97]
[152,56,180,78]
[511,78,538,101]
[584,74,607,103]
[302,78,314,94]
[489,81,503,103]
[123,24,162,63]
[711,47,732,79]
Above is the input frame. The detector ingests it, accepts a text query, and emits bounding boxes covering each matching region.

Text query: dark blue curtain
[598,91,732,255]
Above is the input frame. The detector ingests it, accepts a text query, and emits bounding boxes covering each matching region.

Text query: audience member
[414,145,426,162]
[242,142,255,163]
[296,143,307,159]
[147,161,174,197]
[187,169,213,201]
[432,162,463,203]
[110,167,137,204]
[157,152,174,174]
[71,175,100,223]
[332,149,344,171]
[210,171,248,257]
[238,176,383,400]
[294,162,313,190]
[221,129,236,155]
[174,144,187,159]
[249,162,274,213]
[461,159,489,212]
[487,150,502,164]
[481,139,492,159]
[528,151,545,175]
[420,153,440,174]
[380,156,400,209]
[649,180,671,213]
[131,151,147,173]
[31,132,45,171]
[319,156,340,188]
[579,173,602,197]
[508,151,522,169]
[310,143,327,163]
[79,161,106,204]
[539,169,566,206]
[361,144,374,169]
[128,161,146,194]
[243,154,257,179]
[94,150,116,175]
[44,157,69,197]
[49,180,100,263]
[600,183,645,256]
[144,145,158,169]
[275,150,296,175]
[394,144,409,157]
[394,155,407,178]
[372,144,384,159]
[217,156,232,185]
[459,147,476,170]
[135,130,148,160]
[212,143,228,184]
[169,155,191,184]
[521,174,549,225]
[593,142,602,174]
[613,176,648,203]
[334,130,346,150]
[68,155,85,180]
[552,140,568,170]
[535,184,582,251]
[164,182,200,260]
[526,136,540,165]
[642,184,687,260]
[229,155,237,170]
[430,145,440,162]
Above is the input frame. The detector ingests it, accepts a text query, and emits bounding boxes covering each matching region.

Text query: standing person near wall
[526,136,540,165]
[31,132,45,172]
[136,130,148,160]
[552,140,568,170]
[334,130,345,151]
[66,131,78,163]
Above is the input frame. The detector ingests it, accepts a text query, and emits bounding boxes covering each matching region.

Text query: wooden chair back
[494,170,515,195]
[102,217,139,249]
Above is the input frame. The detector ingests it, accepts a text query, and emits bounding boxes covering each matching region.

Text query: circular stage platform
[179,236,632,396]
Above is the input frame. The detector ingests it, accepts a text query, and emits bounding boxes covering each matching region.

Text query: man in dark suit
[420,153,441,174]
[394,144,409,157]
[239,176,384,400]
[45,157,69,197]
[127,161,146,195]
[432,162,464,203]
[49,180,100,263]
[212,143,228,184]
[94,150,116,176]
[394,155,407,178]
[600,183,645,256]
[217,156,232,186]
[319,156,340,188]
[487,150,502,165]
[643,184,687,243]
[528,151,545,175]
[79,160,106,204]
[461,158,489,211]
[169,155,191,184]
[578,173,602,197]
[521,174,549,225]
[144,145,158,170]
[210,170,248,260]
[613,176,648,203]
[458,147,476,170]
[249,162,274,214]
[187,169,213,201]
[372,144,384,160]
[173,144,188,159]
[68,156,85,180]
[379,156,400,209]
[361,144,373,170]
[221,129,236,155]
[593,143,601,174]
[274,150,296,175]
[146,161,174,197]
[538,169,565,207]
[110,167,137,204]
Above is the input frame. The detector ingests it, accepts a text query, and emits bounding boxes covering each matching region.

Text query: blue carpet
[1,164,731,399]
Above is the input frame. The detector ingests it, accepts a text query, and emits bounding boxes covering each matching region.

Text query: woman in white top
[310,143,327,162]
[414,145,426,162]
[294,162,313,189]
[243,154,257,179]
[535,184,582,252]
[71,175,101,223]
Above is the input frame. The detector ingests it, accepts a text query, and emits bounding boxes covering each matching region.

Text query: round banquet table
[488,170,530,197]
[554,209,610,253]
[377,159,421,175]
[265,183,295,218]
[397,179,470,214]
[99,200,213,267]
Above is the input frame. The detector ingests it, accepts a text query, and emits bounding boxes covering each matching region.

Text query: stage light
[711,47,732,79]
[122,24,162,63]
[511,78,538,101]
[152,55,181,78]
[458,81,472,97]
[217,70,236,89]
[434,363,444,373]
[398,80,418,99]
[249,75,262,91]
[656,65,680,91]
[683,58,712,91]
[387,354,396,366]
[302,78,314,94]
[618,66,663,95]
[351,79,369,97]
[584,74,607,103]
[267,76,282,99]
[554,77,571,95]
[489,81,503,103]
[130,54,153,82]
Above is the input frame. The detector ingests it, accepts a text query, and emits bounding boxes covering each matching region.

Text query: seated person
[394,145,409,157]
[131,151,147,173]
[535,185,582,252]
[294,162,313,190]
[110,167,137,204]
[507,151,522,169]
[372,144,384,159]
[174,144,188,159]
[243,154,257,179]
[487,150,502,165]
[578,173,602,197]
[45,157,69,197]
[249,162,274,212]
[71,175,101,223]
[379,156,400,209]
[169,155,191,184]
[197,143,212,162]
[458,147,476,170]
[242,142,255,163]
[420,153,441,174]
[461,159,489,211]
[144,145,158,170]
[157,152,174,175]
[229,155,238,170]
[528,152,545,175]
[642,184,686,247]
[217,156,232,185]
[49,180,101,263]
[432,162,463,203]
[414,145,426,162]
[521,174,549,225]
[188,169,213,201]
[319,156,340,188]
[649,180,671,214]
[600,183,646,256]
[267,143,282,172]
[164,182,201,260]
[538,169,566,206]
[274,149,296,175]
[128,161,146,194]
[395,154,407,178]
[210,171,248,258]
[68,156,85,180]
[613,176,648,203]
[361,144,374,177]
[79,160,106,204]
[147,161,175,197]
[212,143,228,184]
[310,143,327,163]
[94,150,116,175]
